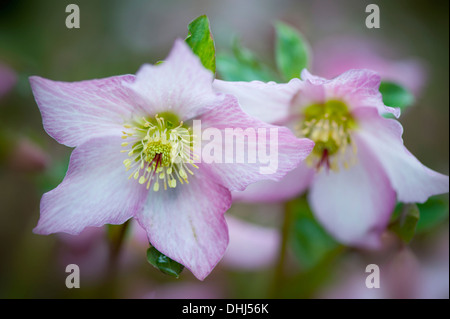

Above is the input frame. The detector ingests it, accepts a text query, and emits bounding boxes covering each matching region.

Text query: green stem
[101,220,130,297]
[108,220,131,267]
[269,201,293,298]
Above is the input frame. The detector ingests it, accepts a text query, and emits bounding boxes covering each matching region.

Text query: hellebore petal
[308,139,397,248]
[318,69,400,118]
[212,78,301,124]
[199,94,314,192]
[354,107,449,203]
[29,74,139,147]
[222,215,280,269]
[300,69,329,85]
[232,162,314,203]
[124,39,220,121]
[34,136,148,235]
[135,165,231,281]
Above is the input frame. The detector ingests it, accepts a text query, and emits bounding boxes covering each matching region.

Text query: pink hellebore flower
[214,69,449,248]
[222,215,281,270]
[312,37,427,95]
[29,40,313,280]
[8,138,50,172]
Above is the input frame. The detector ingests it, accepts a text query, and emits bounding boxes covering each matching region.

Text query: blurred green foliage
[274,22,310,81]
[288,197,338,270]
[389,203,420,244]
[217,38,280,82]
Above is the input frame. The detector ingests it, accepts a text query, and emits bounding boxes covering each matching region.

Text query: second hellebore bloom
[214,69,449,248]
[30,40,313,279]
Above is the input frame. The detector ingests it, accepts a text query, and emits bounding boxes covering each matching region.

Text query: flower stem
[108,220,131,267]
[269,201,294,298]
[102,220,130,297]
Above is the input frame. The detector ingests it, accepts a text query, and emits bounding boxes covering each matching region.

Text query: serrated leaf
[146,246,184,278]
[185,15,216,74]
[288,198,338,270]
[389,203,420,243]
[216,38,279,82]
[274,22,310,81]
[416,196,449,233]
[380,81,414,118]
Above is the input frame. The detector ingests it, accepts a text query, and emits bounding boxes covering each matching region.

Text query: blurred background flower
[312,36,427,96]
[0,62,17,100]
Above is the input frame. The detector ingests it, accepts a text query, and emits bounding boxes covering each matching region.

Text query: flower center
[121,113,197,191]
[299,100,357,171]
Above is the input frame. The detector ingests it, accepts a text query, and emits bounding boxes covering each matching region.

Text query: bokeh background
[0,0,448,298]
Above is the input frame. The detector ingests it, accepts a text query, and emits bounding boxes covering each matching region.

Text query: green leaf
[274,22,310,81]
[185,15,216,74]
[281,245,345,298]
[416,196,449,233]
[289,198,338,270]
[146,246,184,278]
[389,202,404,223]
[389,203,420,243]
[379,81,414,117]
[217,39,279,82]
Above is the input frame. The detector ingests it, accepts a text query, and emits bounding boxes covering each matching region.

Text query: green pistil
[302,100,356,157]
[121,113,197,191]
[300,99,359,171]
[144,141,172,166]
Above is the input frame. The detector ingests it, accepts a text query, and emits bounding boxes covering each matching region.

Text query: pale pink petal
[124,39,221,121]
[199,94,314,192]
[212,78,301,124]
[354,107,449,203]
[290,76,327,115]
[222,215,280,269]
[301,69,328,85]
[34,136,148,235]
[232,162,314,203]
[29,75,139,147]
[308,138,396,248]
[299,69,399,118]
[325,69,400,118]
[135,165,231,280]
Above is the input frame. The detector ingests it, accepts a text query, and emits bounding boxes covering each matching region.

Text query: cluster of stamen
[121,113,197,191]
[298,100,358,172]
